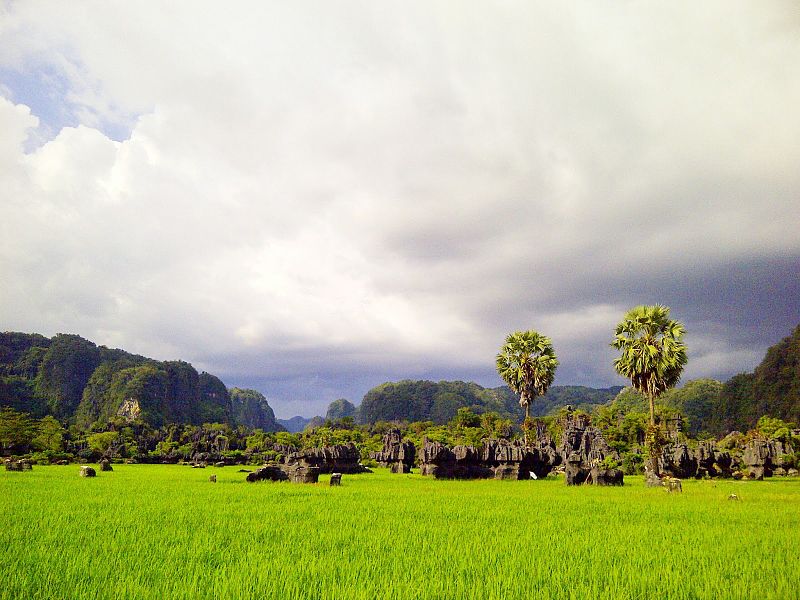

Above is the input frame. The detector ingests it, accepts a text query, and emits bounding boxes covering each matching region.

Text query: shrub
[621,451,644,475]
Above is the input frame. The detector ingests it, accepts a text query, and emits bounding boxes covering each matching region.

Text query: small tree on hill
[611,305,687,481]
[496,330,559,422]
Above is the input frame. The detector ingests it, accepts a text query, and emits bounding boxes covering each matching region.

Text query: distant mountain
[277,415,312,433]
[230,388,283,432]
[357,379,622,424]
[326,398,356,420]
[0,331,281,431]
[711,323,800,434]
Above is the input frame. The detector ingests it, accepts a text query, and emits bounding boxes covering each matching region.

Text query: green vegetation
[612,305,688,476]
[712,323,800,435]
[231,388,280,431]
[326,398,356,420]
[356,380,616,425]
[496,330,559,420]
[0,332,270,431]
[2,465,798,600]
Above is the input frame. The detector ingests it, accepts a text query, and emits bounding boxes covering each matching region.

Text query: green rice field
[2,465,799,599]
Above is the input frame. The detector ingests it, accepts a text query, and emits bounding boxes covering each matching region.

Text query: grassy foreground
[2,465,798,600]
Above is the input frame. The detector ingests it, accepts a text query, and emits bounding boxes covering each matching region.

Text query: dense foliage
[357,380,620,425]
[712,324,800,435]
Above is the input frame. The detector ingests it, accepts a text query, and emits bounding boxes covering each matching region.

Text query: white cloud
[1,2,799,415]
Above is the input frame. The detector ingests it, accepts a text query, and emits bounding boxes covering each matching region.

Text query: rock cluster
[659,437,794,480]
[4,458,32,471]
[558,412,622,486]
[370,429,416,473]
[418,434,560,480]
[659,441,733,479]
[285,443,368,475]
[246,465,288,482]
[741,439,793,480]
[246,443,369,484]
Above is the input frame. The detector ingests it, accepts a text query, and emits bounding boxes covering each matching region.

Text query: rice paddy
[2,465,798,599]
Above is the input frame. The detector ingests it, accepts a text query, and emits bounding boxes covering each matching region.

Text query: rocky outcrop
[558,412,622,486]
[483,438,559,480]
[4,458,32,471]
[282,463,320,483]
[658,437,791,480]
[417,431,560,480]
[99,459,113,472]
[371,429,416,473]
[80,465,96,477]
[741,438,792,480]
[418,440,493,479]
[589,466,624,486]
[246,465,288,482]
[285,443,368,474]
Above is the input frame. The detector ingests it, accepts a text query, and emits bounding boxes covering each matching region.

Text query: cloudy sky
[1,2,799,418]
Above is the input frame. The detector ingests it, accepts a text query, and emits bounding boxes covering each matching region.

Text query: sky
[1,2,799,418]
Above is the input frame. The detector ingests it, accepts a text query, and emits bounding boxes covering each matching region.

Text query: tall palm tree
[496,331,558,421]
[611,305,688,479]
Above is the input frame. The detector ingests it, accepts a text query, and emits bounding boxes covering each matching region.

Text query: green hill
[0,332,281,431]
[356,379,622,424]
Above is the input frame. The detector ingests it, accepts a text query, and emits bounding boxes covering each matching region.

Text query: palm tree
[496,330,559,421]
[611,305,688,479]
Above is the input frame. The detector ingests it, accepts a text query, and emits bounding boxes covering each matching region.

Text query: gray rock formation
[417,430,560,480]
[286,443,367,474]
[371,429,415,473]
[589,466,624,486]
[246,465,288,482]
[283,463,320,483]
[4,458,32,471]
[558,412,621,486]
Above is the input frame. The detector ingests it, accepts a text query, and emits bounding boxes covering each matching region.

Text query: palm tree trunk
[525,404,529,420]
[647,391,660,484]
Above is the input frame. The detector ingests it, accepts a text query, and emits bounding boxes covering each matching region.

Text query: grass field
[2,465,799,600]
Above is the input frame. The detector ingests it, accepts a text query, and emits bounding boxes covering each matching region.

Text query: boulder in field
[246,465,288,482]
[589,467,624,486]
[99,459,113,472]
[80,466,96,477]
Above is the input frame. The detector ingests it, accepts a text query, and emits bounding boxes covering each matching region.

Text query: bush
[621,451,644,475]
[779,453,798,470]
[599,455,620,470]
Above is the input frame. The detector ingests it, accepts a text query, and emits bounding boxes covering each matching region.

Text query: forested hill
[356,380,622,424]
[712,323,800,434]
[0,332,282,431]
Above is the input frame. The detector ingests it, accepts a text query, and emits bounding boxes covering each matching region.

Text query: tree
[0,407,37,454]
[611,305,687,479]
[496,331,559,421]
[87,431,120,458]
[33,415,65,452]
